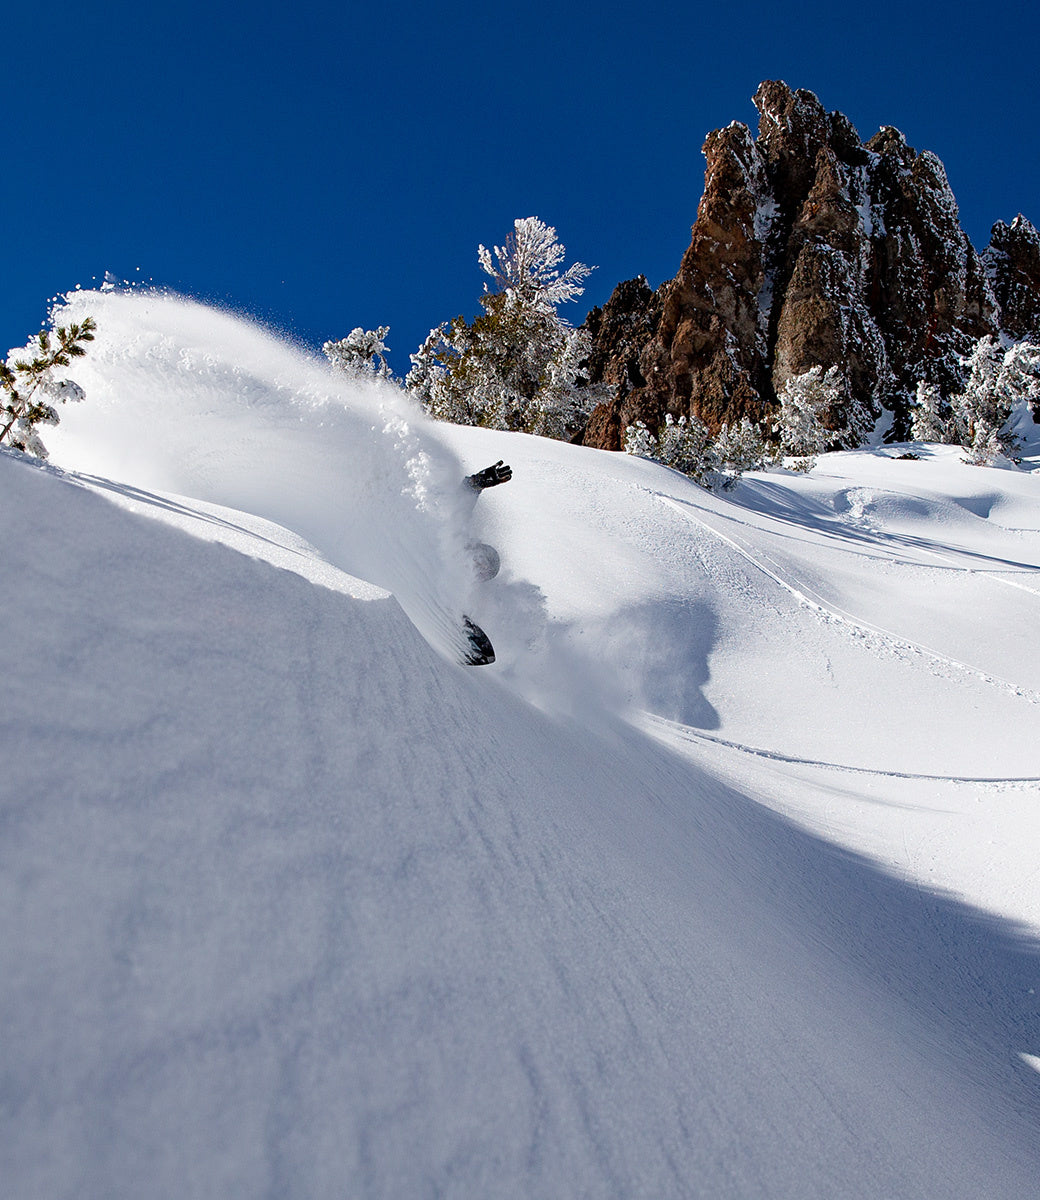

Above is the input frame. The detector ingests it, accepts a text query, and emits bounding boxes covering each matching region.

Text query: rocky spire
[580,81,1029,449]
[984,215,1040,341]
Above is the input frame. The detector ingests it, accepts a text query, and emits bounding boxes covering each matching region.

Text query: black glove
[465,460,512,490]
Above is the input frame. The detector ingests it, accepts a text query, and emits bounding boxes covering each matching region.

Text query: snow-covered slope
[440,425,1040,930]
[3,291,1040,1198]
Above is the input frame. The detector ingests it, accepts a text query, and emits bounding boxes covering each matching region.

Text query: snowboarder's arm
[465,461,512,491]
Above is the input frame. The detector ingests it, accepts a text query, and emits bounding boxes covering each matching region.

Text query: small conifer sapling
[1,316,96,459]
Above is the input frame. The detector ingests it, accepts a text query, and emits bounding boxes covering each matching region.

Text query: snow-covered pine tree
[1002,340,1040,438]
[772,365,841,467]
[715,416,767,475]
[658,413,723,486]
[949,336,1003,455]
[623,421,656,458]
[843,393,877,449]
[949,335,1040,464]
[1,316,95,459]
[623,413,725,488]
[476,216,592,306]
[323,326,393,378]
[962,417,1005,467]
[406,217,605,440]
[910,380,950,443]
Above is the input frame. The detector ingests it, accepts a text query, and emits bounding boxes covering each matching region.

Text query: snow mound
[5,447,1040,1199]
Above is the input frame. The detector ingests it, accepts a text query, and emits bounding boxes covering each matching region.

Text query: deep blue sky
[4,0,1037,373]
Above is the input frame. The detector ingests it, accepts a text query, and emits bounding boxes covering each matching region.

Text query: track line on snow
[656,495,1040,706]
[644,716,1040,784]
[858,519,1040,598]
[656,480,1040,592]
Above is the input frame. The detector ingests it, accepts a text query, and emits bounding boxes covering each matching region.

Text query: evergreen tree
[623,413,725,489]
[324,326,393,379]
[657,413,722,485]
[949,336,1040,464]
[772,366,841,467]
[623,421,657,458]
[715,416,767,474]
[910,380,950,443]
[962,417,1005,467]
[1,316,96,459]
[477,217,592,307]
[407,217,604,440]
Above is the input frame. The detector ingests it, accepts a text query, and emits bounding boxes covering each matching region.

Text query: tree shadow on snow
[722,478,1040,572]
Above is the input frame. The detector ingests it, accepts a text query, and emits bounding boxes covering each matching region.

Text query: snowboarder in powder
[464,460,511,581]
[460,460,511,664]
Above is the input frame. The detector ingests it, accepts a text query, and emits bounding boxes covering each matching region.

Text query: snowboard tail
[460,616,495,666]
[394,592,495,667]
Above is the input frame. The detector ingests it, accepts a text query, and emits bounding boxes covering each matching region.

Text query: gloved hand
[466,460,512,490]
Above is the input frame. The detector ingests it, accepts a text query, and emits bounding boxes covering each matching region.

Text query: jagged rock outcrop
[581,81,1033,449]
[581,276,662,449]
[984,215,1040,341]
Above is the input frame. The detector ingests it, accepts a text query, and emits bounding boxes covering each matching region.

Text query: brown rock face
[985,215,1040,341]
[581,81,1033,449]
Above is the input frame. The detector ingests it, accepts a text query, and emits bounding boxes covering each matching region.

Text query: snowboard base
[460,616,495,666]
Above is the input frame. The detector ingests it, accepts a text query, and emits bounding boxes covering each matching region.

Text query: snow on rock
[985,213,1040,341]
[3,293,1040,1198]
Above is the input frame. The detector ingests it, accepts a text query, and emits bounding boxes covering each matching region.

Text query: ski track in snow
[655,492,1040,705]
[646,714,1040,784]
[886,533,1040,598]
